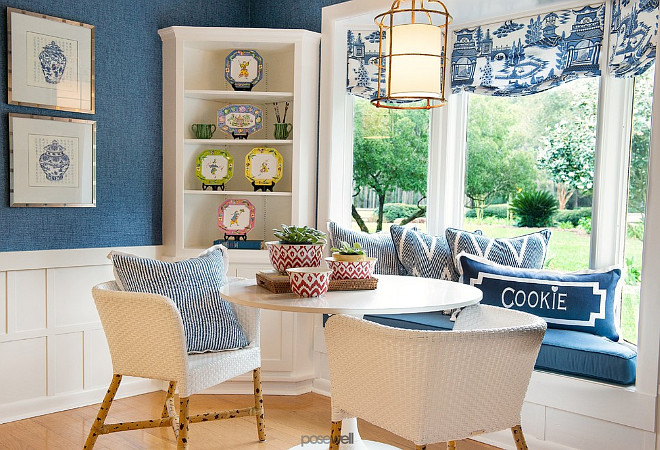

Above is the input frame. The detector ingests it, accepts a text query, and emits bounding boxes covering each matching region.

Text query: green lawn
[354,219,641,344]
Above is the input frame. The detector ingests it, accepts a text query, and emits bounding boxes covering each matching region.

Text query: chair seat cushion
[364,313,636,385]
[111,247,249,354]
[537,328,636,385]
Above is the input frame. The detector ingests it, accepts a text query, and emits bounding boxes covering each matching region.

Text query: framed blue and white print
[450,4,606,96]
[8,8,95,114]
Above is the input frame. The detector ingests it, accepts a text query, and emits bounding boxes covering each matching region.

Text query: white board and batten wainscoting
[0,246,316,425]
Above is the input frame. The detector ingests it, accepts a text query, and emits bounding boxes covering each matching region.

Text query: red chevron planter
[286,267,332,297]
[325,257,377,280]
[266,241,325,274]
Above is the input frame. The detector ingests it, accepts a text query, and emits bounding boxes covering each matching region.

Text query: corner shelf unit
[159,27,321,260]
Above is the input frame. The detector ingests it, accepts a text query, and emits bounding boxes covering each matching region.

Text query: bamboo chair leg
[178,397,190,450]
[330,420,342,450]
[161,381,177,418]
[447,441,456,450]
[511,425,528,450]
[83,374,122,449]
[253,368,266,441]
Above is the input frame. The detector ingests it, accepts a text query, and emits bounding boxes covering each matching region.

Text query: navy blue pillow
[112,249,249,354]
[458,254,621,341]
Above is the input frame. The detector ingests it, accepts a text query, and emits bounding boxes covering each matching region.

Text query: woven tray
[256,270,378,294]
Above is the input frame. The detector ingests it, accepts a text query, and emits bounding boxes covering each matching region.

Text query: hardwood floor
[0,391,500,449]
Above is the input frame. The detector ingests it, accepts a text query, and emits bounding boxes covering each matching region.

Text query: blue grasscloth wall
[249,0,349,32]
[0,0,250,251]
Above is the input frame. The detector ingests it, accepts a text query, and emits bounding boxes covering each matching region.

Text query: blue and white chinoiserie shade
[451,4,605,97]
[609,0,658,78]
[346,29,387,101]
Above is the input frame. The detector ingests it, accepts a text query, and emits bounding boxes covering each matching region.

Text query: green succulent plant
[273,224,327,245]
[331,241,365,255]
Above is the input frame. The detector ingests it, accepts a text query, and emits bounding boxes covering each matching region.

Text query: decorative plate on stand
[245,147,283,191]
[195,149,234,190]
[225,50,263,91]
[218,199,256,240]
[218,104,263,139]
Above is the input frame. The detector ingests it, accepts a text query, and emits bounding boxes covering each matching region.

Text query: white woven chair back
[325,304,546,444]
[92,281,188,384]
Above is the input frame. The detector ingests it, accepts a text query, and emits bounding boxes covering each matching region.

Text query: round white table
[219,274,483,449]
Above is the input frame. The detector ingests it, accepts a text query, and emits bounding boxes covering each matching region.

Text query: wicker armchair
[325,304,546,450]
[84,281,265,450]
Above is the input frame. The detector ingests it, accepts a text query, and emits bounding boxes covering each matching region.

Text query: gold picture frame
[7,8,95,114]
[10,113,96,207]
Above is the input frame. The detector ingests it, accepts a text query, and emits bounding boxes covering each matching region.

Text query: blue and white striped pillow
[328,221,403,275]
[111,249,248,354]
[390,225,457,280]
[446,228,552,279]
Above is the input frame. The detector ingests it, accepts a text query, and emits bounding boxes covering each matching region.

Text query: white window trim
[318,0,659,432]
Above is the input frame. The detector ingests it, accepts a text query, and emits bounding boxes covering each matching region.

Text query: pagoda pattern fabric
[451,4,605,96]
[346,29,386,100]
[609,0,658,78]
[446,228,552,278]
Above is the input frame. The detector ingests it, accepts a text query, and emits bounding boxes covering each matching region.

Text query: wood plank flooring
[0,391,500,449]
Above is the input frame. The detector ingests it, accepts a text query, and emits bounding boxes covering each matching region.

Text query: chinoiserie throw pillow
[458,253,621,340]
[390,225,482,281]
[446,227,552,279]
[327,221,406,275]
[110,246,248,354]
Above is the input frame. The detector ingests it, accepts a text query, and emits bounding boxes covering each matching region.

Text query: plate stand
[225,233,248,241]
[202,183,225,191]
[252,181,275,192]
[231,132,249,139]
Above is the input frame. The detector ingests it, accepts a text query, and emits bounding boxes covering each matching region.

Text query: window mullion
[590,74,634,269]
[427,92,468,235]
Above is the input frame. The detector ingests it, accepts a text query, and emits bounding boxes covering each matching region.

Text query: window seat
[364,312,637,385]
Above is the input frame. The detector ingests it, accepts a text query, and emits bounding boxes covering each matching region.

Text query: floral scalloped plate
[195,149,234,187]
[245,147,283,186]
[218,104,263,139]
[218,198,256,236]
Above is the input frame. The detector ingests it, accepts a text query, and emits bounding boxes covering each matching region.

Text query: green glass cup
[274,123,293,140]
[191,123,216,139]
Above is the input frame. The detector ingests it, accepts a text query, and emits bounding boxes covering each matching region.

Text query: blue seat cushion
[364,313,637,385]
[537,328,636,385]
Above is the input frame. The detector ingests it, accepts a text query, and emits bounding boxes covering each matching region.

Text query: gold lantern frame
[373,0,452,110]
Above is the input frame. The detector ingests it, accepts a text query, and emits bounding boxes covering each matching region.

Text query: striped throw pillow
[328,222,404,275]
[111,249,248,354]
[446,228,552,279]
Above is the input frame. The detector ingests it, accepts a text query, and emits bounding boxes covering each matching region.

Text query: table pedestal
[288,417,398,449]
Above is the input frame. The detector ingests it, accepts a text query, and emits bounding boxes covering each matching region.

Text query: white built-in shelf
[185,90,294,103]
[184,190,293,197]
[185,139,293,146]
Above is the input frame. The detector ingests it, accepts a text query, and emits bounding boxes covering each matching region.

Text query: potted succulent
[331,241,368,262]
[266,224,327,274]
[326,241,377,280]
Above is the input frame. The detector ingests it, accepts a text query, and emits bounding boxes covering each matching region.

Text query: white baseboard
[0,379,162,425]
[311,378,331,397]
